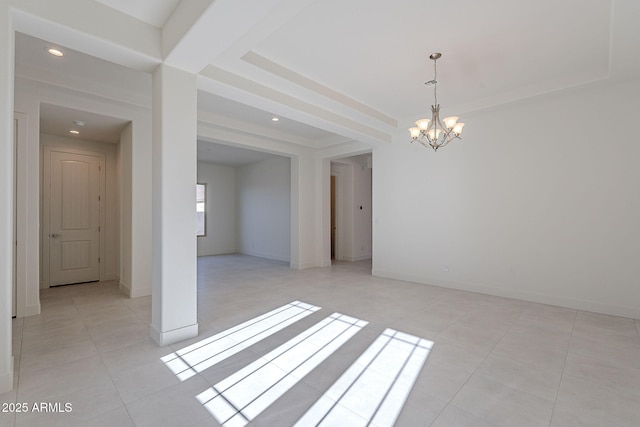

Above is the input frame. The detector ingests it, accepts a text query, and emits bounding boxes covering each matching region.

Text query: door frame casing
[41,145,106,288]
[330,172,341,262]
[14,112,29,317]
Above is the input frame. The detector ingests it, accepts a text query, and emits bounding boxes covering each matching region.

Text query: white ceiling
[197,141,277,167]
[40,103,130,144]
[11,0,640,160]
[197,91,339,142]
[94,0,181,28]
[251,0,612,117]
[15,32,151,100]
[16,32,339,161]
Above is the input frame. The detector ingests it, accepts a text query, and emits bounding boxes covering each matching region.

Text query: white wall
[197,161,236,256]
[118,123,132,293]
[373,78,640,319]
[0,0,14,394]
[236,156,291,262]
[12,78,41,316]
[40,133,120,285]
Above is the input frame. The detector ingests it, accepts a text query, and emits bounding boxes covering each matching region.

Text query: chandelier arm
[439,138,453,149]
[439,134,461,149]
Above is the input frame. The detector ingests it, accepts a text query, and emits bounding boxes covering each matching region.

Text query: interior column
[150,64,198,346]
[0,0,14,393]
[290,152,319,269]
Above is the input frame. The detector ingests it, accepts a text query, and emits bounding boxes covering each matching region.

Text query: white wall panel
[236,156,291,262]
[373,78,640,318]
[197,161,236,256]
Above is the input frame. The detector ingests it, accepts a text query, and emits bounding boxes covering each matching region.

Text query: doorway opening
[331,175,337,260]
[329,153,372,265]
[39,103,128,289]
[196,140,292,265]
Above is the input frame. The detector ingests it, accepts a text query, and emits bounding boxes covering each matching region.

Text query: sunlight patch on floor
[197,313,368,426]
[161,301,320,381]
[294,328,433,426]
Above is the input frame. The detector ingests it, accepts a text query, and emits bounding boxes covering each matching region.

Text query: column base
[151,323,198,346]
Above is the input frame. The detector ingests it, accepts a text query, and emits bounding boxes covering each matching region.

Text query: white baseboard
[119,281,151,298]
[129,286,152,298]
[291,261,319,270]
[372,269,640,320]
[19,303,41,317]
[197,249,236,257]
[239,250,290,263]
[151,323,199,346]
[342,255,372,262]
[119,282,131,297]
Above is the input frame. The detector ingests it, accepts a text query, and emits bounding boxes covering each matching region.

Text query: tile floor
[2,254,640,426]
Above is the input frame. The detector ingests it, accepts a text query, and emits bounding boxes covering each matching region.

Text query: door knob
[50,233,60,238]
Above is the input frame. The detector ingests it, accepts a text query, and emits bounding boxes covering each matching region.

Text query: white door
[48,151,102,286]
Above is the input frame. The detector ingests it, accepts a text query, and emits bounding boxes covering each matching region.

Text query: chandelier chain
[433,56,438,106]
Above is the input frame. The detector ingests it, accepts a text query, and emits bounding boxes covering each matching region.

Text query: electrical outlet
[443,265,450,273]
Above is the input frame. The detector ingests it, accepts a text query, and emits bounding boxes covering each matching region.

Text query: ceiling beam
[200,65,393,145]
[162,0,285,74]
[10,0,161,71]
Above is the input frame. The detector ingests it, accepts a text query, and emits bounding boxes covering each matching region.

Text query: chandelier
[409,53,465,151]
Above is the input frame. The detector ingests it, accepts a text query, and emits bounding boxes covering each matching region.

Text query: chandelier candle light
[409,53,464,151]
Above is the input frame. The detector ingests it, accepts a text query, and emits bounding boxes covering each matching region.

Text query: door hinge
[98,195,101,201]
[98,257,101,263]
[98,226,101,232]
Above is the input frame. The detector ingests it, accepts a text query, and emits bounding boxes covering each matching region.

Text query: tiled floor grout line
[75,292,135,425]
[14,318,24,398]
[77,287,156,425]
[427,301,533,427]
[9,318,24,427]
[101,333,215,425]
[129,303,151,327]
[547,308,578,427]
[7,257,640,426]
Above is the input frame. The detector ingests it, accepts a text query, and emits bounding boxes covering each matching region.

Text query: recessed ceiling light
[46,48,64,57]
[271,117,279,122]
[69,130,79,135]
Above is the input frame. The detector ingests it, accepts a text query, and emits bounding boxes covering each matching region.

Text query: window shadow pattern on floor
[162,301,432,427]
